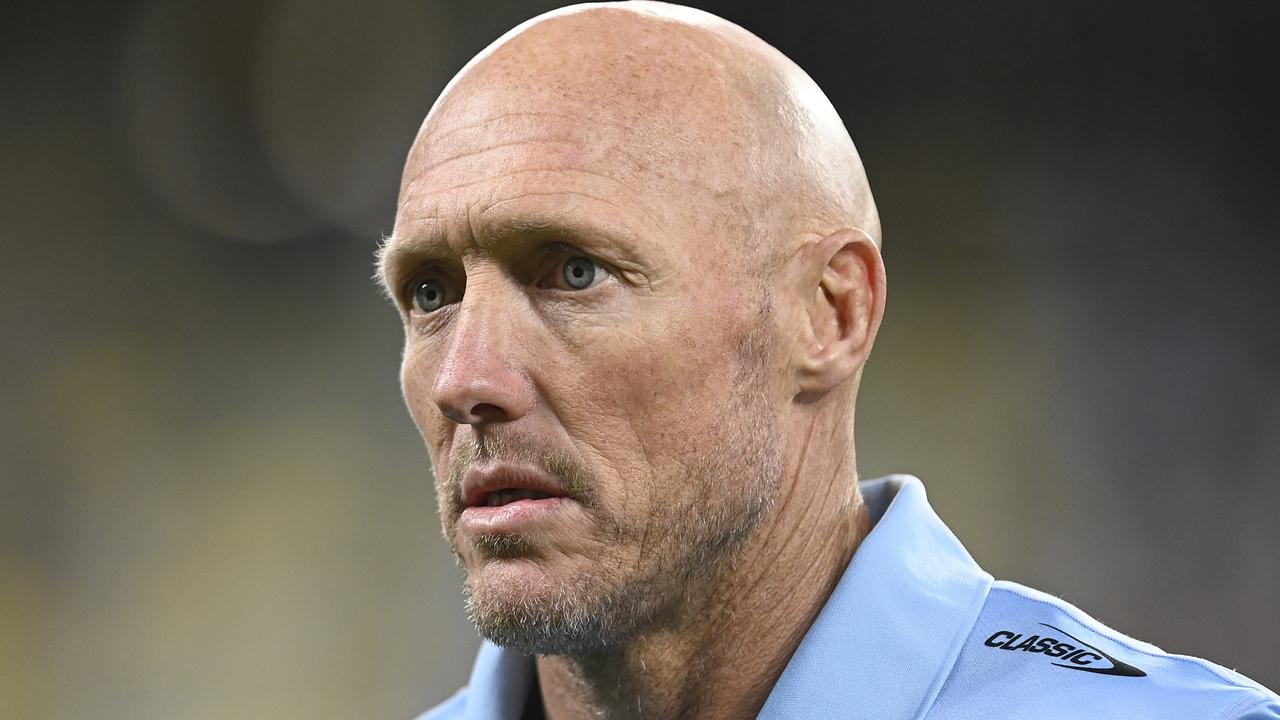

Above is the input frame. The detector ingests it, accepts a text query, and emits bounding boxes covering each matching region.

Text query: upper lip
[462,463,569,507]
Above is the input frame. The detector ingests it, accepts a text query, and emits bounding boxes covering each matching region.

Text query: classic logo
[983,623,1147,677]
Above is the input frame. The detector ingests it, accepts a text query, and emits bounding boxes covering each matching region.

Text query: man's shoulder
[931,579,1280,719]
[414,687,468,720]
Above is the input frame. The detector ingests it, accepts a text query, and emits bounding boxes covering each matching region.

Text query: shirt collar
[758,474,993,719]
[461,641,535,720]
[459,475,992,720]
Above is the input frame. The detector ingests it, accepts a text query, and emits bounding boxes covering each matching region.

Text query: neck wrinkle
[538,403,866,720]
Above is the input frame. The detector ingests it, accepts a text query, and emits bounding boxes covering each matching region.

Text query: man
[378,3,1278,718]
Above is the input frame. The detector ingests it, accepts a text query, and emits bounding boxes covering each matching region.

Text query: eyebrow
[374,211,645,299]
[374,218,447,300]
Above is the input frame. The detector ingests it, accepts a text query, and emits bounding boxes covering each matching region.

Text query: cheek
[403,348,461,544]
[560,301,758,508]
[400,342,450,456]
[617,300,755,422]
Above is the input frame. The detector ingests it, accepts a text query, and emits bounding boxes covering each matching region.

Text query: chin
[462,558,650,656]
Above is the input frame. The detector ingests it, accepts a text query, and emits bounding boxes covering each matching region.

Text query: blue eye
[562,256,597,289]
[413,278,447,312]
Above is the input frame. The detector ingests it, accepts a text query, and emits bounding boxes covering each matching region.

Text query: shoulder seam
[1215,690,1280,720]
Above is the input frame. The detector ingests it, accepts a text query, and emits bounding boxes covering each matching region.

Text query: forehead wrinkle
[405,169,669,238]
[383,189,665,289]
[473,192,659,262]
[400,139,752,266]
[413,135,676,197]
[476,194,664,272]
[415,111,643,154]
[413,137,586,177]
[412,108,735,203]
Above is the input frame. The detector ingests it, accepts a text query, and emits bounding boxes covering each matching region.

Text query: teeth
[483,489,553,507]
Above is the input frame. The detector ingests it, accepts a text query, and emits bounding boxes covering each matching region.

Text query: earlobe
[793,228,886,395]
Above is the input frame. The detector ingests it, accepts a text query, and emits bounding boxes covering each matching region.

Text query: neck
[537,409,870,720]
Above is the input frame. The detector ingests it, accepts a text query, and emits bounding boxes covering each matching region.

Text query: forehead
[380,12,786,306]
[401,102,667,218]
[391,107,675,267]
[392,119,748,292]
[401,70,746,196]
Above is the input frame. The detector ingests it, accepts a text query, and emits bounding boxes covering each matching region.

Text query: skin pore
[379,3,886,719]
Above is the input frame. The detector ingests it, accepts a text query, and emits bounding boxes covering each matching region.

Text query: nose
[430,299,535,426]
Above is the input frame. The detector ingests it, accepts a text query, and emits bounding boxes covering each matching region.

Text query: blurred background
[3,0,1277,716]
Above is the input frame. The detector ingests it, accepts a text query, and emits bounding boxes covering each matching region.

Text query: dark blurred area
[2,0,1277,716]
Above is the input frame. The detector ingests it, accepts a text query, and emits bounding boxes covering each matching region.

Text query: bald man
[378,3,1279,719]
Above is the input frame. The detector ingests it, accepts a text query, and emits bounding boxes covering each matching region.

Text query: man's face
[382,64,787,654]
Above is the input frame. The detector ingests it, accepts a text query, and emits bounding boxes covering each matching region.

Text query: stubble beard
[457,418,782,658]
[447,313,784,657]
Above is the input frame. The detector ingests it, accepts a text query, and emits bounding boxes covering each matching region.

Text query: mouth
[462,471,569,509]
[476,488,562,507]
[458,464,577,533]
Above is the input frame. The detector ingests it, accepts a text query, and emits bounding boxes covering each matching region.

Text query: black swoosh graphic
[1040,623,1147,677]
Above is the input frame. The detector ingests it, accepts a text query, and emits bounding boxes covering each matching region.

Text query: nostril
[439,402,510,425]
[469,402,508,422]
[440,406,468,424]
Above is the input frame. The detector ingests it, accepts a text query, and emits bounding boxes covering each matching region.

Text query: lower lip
[459,497,575,533]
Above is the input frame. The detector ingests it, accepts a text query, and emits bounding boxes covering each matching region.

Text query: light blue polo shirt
[419,475,1279,719]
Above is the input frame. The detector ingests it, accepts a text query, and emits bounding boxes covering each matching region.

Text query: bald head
[386,1,887,671]
[398,1,878,271]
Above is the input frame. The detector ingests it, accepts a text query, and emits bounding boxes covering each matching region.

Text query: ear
[792,228,886,394]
